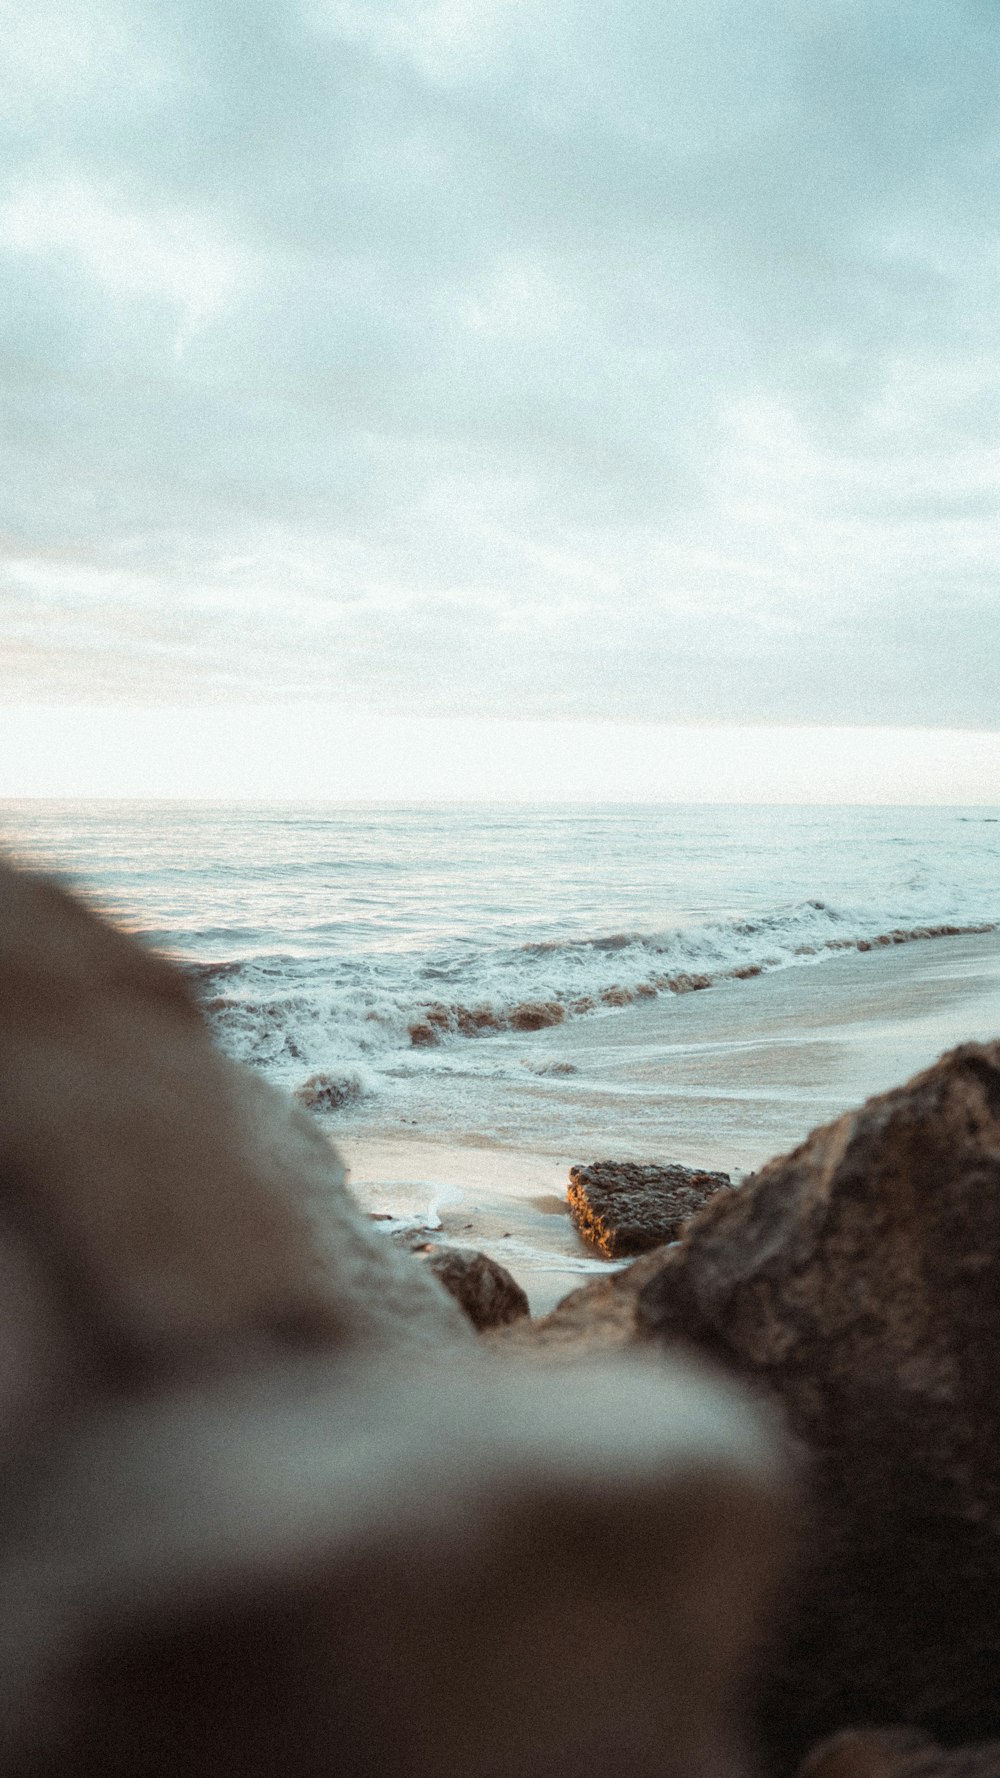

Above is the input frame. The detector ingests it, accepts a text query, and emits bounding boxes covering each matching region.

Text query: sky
[2,0,999,797]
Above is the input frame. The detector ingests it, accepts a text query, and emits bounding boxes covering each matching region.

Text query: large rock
[0,854,795,1776]
[0,1350,792,1778]
[637,1040,1000,1765]
[0,853,467,1422]
[568,1160,733,1257]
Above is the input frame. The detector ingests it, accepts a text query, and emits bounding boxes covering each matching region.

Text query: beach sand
[341,930,1000,1314]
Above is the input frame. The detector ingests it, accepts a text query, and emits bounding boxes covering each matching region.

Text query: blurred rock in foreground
[798,1729,1000,1778]
[0,855,792,1778]
[637,1040,1000,1766]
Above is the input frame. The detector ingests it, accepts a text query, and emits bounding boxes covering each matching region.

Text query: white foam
[198,898,996,1095]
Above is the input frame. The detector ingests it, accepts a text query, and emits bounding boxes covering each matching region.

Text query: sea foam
[193,899,995,1100]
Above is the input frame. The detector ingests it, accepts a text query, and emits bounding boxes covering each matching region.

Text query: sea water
[2,801,998,1153]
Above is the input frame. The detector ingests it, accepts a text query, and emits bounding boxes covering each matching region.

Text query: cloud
[2,0,1000,725]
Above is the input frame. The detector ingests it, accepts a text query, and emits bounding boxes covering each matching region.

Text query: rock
[567,1160,734,1257]
[637,1040,1000,1765]
[421,1244,530,1330]
[386,1232,530,1331]
[0,1350,793,1778]
[508,1000,565,1031]
[0,855,468,1418]
[798,1730,1000,1778]
[295,1072,366,1112]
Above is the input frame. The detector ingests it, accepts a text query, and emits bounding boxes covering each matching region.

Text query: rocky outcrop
[568,1160,734,1257]
[0,856,794,1778]
[637,1041,1000,1766]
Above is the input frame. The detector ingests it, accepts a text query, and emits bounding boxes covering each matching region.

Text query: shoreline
[339,929,1000,1313]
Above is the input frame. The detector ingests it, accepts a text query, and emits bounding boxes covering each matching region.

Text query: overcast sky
[2,0,999,791]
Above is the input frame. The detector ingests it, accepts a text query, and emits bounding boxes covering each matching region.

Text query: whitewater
[2,801,997,1135]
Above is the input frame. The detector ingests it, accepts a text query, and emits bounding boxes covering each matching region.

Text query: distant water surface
[2,801,997,1118]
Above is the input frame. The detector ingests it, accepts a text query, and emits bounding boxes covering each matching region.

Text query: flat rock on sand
[637,1040,1000,1767]
[567,1160,734,1257]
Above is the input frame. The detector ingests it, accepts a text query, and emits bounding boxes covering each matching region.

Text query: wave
[189,899,997,1097]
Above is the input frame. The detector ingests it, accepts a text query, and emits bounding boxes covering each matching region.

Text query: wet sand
[341,930,1000,1314]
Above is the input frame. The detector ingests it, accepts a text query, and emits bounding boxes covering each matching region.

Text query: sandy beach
[342,929,1000,1312]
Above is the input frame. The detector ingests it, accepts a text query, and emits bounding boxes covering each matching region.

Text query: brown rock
[637,1040,1000,1764]
[508,1000,565,1031]
[0,1350,792,1778]
[798,1729,1000,1778]
[568,1160,734,1257]
[0,855,467,1413]
[421,1244,530,1329]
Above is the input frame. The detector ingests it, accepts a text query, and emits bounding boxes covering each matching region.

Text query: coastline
[340,928,1000,1313]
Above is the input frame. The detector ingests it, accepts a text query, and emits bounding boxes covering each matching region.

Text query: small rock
[423,1245,530,1330]
[295,1072,364,1112]
[567,1160,734,1258]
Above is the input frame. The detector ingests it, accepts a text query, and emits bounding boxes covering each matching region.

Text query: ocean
[2,800,998,1161]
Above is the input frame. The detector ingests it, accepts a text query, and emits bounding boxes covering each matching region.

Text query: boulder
[0,854,467,1406]
[0,1350,792,1778]
[568,1160,734,1257]
[637,1041,1000,1765]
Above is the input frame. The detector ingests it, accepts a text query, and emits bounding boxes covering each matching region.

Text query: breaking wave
[190,899,996,1101]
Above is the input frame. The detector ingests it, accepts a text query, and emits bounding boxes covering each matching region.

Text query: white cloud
[0,179,248,348]
[2,0,1000,736]
[307,0,520,82]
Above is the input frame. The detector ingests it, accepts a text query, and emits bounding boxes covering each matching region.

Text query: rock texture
[420,1243,531,1329]
[567,1160,734,1257]
[798,1730,1000,1778]
[0,855,793,1778]
[0,856,467,1391]
[637,1041,1000,1766]
[0,1349,792,1778]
